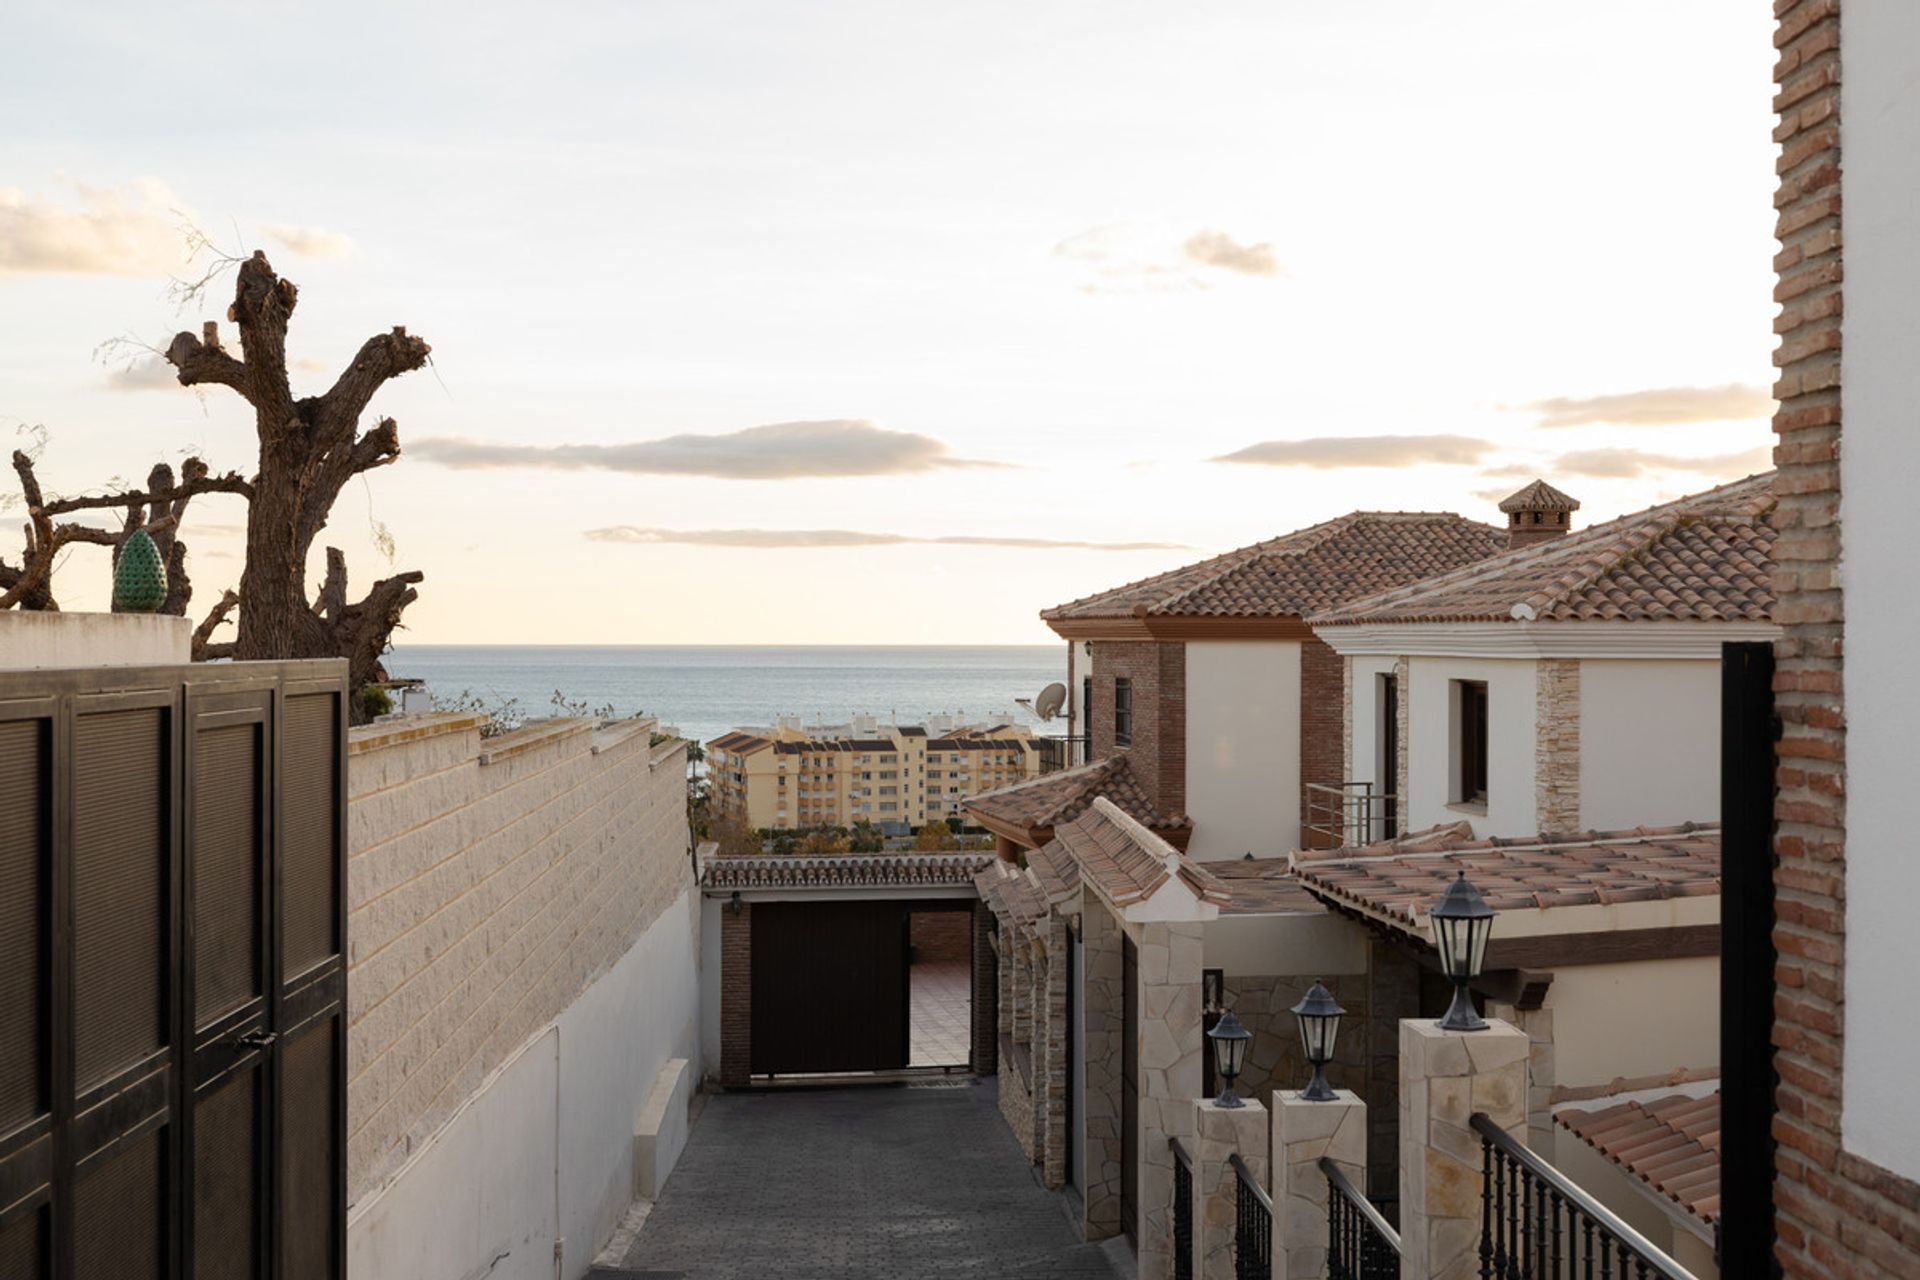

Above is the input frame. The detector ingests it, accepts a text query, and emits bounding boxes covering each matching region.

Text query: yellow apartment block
[707,721,1040,831]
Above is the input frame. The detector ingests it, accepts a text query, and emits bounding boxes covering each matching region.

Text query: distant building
[707,717,1041,832]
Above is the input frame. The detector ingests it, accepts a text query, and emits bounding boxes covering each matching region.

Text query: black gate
[0,660,348,1280]
[750,900,913,1075]
[1120,933,1138,1245]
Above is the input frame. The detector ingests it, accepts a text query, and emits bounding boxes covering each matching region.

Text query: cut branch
[191,589,240,661]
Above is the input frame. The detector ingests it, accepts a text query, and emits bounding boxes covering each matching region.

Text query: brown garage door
[750,900,909,1075]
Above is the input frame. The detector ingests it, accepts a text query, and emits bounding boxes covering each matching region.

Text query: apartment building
[707,718,1039,832]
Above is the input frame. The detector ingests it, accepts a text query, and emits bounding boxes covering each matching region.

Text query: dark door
[751,900,910,1074]
[1064,933,1076,1189]
[0,662,347,1280]
[1120,934,1138,1245]
[1380,675,1400,840]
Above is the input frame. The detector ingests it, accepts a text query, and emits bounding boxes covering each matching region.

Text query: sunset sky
[0,1,1778,645]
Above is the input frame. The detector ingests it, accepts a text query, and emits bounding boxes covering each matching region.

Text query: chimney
[1497,480,1580,550]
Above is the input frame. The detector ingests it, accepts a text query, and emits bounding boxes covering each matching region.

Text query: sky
[0,1,1779,645]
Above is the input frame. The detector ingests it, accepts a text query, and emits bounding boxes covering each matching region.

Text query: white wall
[1201,912,1369,977]
[0,610,190,667]
[1184,640,1301,857]
[1839,0,1920,1184]
[1548,957,1718,1089]
[1404,656,1536,837]
[347,891,698,1279]
[1577,660,1721,830]
[1346,656,1398,793]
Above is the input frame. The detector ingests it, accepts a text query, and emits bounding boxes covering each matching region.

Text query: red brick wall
[720,901,752,1086]
[1771,2,1920,1272]
[1088,640,1187,815]
[1299,635,1346,848]
[911,909,972,963]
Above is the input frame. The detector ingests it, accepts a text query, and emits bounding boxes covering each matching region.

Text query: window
[1113,677,1134,747]
[1455,680,1489,806]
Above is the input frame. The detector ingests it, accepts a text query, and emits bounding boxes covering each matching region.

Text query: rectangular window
[1113,677,1134,748]
[1455,680,1489,805]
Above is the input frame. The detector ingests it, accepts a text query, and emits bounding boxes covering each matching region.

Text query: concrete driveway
[613,1080,1127,1280]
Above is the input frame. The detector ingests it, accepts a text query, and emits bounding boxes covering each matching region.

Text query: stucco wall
[1183,640,1301,857]
[1547,958,1719,1090]
[0,610,190,667]
[1404,656,1537,836]
[1577,660,1721,831]
[342,712,697,1279]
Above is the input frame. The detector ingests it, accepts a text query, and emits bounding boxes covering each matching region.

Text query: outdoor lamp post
[1207,1010,1253,1108]
[1290,979,1344,1101]
[1430,870,1495,1032]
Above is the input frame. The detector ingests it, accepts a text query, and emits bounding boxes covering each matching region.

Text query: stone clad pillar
[1398,1019,1529,1280]
[1190,1097,1269,1280]
[1136,921,1205,1280]
[1270,1090,1366,1280]
[1080,895,1125,1240]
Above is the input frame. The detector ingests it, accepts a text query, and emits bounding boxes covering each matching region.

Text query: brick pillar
[970,901,997,1074]
[1080,897,1125,1240]
[1398,1019,1528,1280]
[1271,1091,1366,1280]
[1190,1097,1269,1280]
[1136,920,1205,1280]
[719,900,752,1087]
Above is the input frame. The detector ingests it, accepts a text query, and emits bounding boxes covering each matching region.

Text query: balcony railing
[1471,1112,1699,1280]
[1035,734,1090,775]
[1172,1137,1195,1280]
[1321,1157,1400,1279]
[1230,1153,1272,1280]
[1303,781,1398,849]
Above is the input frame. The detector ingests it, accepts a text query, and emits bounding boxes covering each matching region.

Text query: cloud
[105,357,180,391]
[0,179,188,276]
[1183,230,1280,277]
[263,223,356,259]
[1213,434,1497,469]
[1520,384,1774,428]
[584,527,1190,551]
[1547,446,1773,479]
[411,419,1005,479]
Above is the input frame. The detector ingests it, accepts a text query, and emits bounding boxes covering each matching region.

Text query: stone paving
[616,1080,1126,1279]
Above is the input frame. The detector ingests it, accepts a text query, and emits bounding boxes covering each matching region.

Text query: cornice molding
[1312,620,1781,660]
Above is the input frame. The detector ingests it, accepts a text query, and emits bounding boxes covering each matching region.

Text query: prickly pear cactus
[113,528,168,612]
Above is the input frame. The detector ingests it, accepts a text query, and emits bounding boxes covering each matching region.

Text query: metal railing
[1171,1137,1195,1280]
[1229,1153,1272,1280]
[1035,733,1090,774]
[1472,1113,1699,1280]
[1321,1158,1401,1279]
[1303,781,1398,848]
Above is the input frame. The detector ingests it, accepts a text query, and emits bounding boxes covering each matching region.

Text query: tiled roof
[1499,479,1582,513]
[1312,473,1776,627]
[708,731,772,753]
[1557,1091,1722,1224]
[1041,512,1508,622]
[964,753,1189,837]
[1056,798,1231,909]
[1292,825,1721,928]
[1026,839,1083,904]
[1194,857,1327,915]
[973,857,1049,924]
[701,852,994,890]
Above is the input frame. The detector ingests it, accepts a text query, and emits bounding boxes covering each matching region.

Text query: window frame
[1113,676,1134,748]
[1455,679,1489,806]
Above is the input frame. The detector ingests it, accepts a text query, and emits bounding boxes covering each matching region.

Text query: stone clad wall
[343,711,694,1206]
[1222,974,1369,1113]
[1534,660,1580,833]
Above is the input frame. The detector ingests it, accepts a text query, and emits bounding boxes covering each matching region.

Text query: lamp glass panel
[1467,915,1491,980]
[1300,1013,1339,1062]
[1216,1033,1246,1077]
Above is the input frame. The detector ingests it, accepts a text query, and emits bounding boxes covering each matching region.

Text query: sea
[386,644,1068,745]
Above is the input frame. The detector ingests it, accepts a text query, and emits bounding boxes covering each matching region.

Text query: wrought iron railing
[1320,1158,1401,1279]
[1471,1113,1699,1280]
[1172,1137,1195,1280]
[1303,781,1398,848]
[1230,1153,1272,1280]
[1035,733,1091,774]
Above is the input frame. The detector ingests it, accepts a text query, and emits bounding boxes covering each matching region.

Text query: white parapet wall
[0,610,190,668]
[342,711,699,1280]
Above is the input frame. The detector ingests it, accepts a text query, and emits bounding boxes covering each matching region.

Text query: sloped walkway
[615,1080,1124,1279]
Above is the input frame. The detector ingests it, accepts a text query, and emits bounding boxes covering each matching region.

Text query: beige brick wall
[343,711,692,1204]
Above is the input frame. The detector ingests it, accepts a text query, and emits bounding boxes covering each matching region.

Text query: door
[1380,674,1400,840]
[1064,932,1077,1190]
[1120,934,1138,1245]
[751,900,910,1075]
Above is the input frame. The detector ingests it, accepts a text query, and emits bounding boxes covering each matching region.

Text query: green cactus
[113,528,168,613]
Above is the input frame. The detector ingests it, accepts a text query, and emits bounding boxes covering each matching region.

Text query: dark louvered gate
[0,660,347,1280]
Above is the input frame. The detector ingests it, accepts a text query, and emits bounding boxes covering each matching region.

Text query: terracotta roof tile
[1557,1091,1721,1224]
[1042,512,1507,622]
[1026,839,1083,904]
[1499,479,1582,513]
[1194,856,1328,915]
[964,753,1190,837]
[1056,798,1231,909]
[1292,825,1720,928]
[1312,473,1775,627]
[702,852,994,890]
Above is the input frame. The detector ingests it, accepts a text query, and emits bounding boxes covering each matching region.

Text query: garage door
[750,901,909,1075]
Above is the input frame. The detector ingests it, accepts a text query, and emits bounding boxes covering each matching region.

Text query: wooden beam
[1483,923,1720,971]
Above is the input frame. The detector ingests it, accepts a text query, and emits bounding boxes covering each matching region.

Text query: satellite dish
[1033,682,1067,722]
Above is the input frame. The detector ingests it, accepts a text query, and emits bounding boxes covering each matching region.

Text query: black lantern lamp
[1290,980,1345,1102]
[1430,871,1495,1032]
[1207,1010,1253,1108]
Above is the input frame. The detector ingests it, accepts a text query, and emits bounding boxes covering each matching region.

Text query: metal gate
[750,900,911,1075]
[0,660,348,1280]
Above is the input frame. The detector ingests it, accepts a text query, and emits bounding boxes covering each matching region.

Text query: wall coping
[348,711,489,756]
[478,716,600,765]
